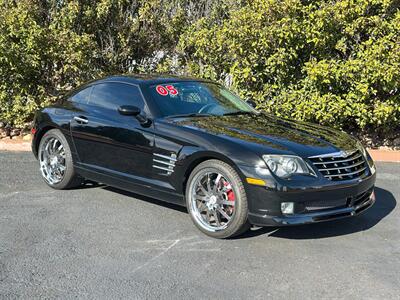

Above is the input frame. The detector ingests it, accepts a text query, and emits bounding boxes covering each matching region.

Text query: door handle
[74,116,88,124]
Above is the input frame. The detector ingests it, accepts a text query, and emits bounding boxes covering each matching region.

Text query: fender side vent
[153,153,177,175]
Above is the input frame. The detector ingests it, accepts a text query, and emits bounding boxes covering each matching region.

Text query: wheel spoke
[218,207,231,221]
[206,174,212,193]
[198,201,207,212]
[52,139,58,152]
[48,139,55,154]
[205,210,212,222]
[197,183,209,196]
[45,142,51,156]
[213,174,222,192]
[213,210,221,226]
[221,200,235,206]
[195,195,208,202]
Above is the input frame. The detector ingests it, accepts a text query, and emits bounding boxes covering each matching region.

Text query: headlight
[262,155,315,179]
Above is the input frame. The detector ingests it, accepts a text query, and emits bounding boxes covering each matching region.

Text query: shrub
[0,0,236,127]
[179,0,400,136]
[0,0,96,126]
[0,0,399,142]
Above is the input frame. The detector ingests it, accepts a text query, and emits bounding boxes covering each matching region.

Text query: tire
[38,128,83,189]
[186,159,250,238]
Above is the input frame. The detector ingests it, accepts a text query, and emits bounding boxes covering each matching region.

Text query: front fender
[172,146,262,195]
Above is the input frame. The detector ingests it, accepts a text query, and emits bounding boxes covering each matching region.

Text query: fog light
[281,202,294,214]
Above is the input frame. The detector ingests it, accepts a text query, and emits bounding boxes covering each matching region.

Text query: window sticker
[156,85,168,96]
[156,85,178,96]
[165,85,178,95]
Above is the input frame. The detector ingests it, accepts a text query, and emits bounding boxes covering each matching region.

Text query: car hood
[167,113,358,157]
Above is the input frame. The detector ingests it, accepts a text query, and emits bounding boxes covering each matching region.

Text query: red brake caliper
[224,181,235,214]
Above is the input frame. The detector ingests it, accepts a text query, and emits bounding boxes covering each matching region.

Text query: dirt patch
[0,138,31,152]
[368,149,400,163]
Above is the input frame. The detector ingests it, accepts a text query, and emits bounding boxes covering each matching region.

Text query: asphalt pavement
[0,151,399,299]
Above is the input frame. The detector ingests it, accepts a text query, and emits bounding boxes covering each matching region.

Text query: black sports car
[31,75,376,238]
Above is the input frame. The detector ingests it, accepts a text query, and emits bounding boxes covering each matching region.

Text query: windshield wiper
[223,111,256,116]
[167,113,215,118]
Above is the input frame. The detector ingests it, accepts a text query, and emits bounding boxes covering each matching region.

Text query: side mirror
[245,99,257,109]
[118,105,151,126]
[118,105,141,116]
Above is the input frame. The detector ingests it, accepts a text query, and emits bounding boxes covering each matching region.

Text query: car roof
[95,74,213,86]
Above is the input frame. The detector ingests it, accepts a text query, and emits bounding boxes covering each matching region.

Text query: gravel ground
[0,151,399,299]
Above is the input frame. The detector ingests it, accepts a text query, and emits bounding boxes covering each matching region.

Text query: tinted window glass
[89,83,144,110]
[70,86,92,103]
[147,82,255,117]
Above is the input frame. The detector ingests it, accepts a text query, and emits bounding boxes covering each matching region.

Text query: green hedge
[179,0,400,136]
[0,0,399,140]
[0,0,226,126]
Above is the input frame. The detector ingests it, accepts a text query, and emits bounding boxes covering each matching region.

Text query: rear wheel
[38,129,83,189]
[186,159,250,238]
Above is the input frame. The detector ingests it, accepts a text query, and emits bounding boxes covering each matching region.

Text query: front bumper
[239,165,376,227]
[248,189,375,226]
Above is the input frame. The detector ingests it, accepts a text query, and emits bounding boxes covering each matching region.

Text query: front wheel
[186,159,250,238]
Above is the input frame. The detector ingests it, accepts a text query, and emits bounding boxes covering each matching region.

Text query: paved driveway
[0,152,399,299]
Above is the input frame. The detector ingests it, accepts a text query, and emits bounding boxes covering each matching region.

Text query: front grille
[309,150,368,181]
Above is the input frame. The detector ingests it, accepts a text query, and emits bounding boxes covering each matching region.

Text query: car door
[70,82,154,181]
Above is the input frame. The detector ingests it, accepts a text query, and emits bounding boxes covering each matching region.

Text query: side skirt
[75,165,185,206]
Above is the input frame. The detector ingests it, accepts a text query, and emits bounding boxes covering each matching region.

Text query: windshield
[148,81,255,117]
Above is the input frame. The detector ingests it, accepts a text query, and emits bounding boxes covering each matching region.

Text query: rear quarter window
[69,86,92,104]
[89,82,144,110]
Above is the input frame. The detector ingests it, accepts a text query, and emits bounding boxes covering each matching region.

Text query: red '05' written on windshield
[156,85,178,96]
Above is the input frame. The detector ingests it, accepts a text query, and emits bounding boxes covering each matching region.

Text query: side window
[89,82,144,110]
[70,86,92,104]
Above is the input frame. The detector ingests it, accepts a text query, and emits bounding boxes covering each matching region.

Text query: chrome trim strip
[153,165,174,172]
[312,154,362,165]
[326,167,367,178]
[153,159,175,167]
[154,153,177,161]
[73,116,88,124]
[318,160,365,171]
[309,149,358,159]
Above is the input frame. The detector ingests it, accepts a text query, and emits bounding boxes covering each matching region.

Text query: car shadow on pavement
[100,185,396,240]
[103,186,188,213]
[73,180,106,190]
[240,187,396,239]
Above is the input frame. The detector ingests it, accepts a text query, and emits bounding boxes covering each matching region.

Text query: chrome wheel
[39,137,66,185]
[189,171,236,232]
